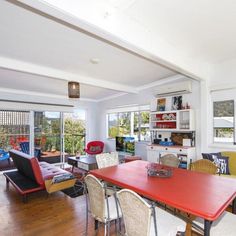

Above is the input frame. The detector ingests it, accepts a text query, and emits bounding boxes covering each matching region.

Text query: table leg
[233,198,236,214]
[204,220,212,236]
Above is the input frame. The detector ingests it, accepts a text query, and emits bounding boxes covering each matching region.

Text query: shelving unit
[150,109,195,131]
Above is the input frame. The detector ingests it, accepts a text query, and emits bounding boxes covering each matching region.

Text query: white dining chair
[117,189,186,236]
[96,152,119,169]
[84,174,121,236]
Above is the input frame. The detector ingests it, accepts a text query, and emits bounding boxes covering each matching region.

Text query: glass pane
[0,111,30,171]
[140,111,150,141]
[34,111,61,163]
[108,113,118,138]
[213,100,234,143]
[133,112,139,140]
[64,110,86,156]
[118,112,131,136]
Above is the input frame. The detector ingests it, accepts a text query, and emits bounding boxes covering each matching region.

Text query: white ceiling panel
[0,0,176,92]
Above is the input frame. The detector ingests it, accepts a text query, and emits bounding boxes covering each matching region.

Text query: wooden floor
[0,174,202,236]
[0,175,117,236]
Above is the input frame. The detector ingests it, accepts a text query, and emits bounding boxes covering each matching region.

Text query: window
[64,110,86,156]
[213,100,234,143]
[107,109,150,141]
[0,111,30,152]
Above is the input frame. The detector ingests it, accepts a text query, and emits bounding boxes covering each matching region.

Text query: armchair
[84,141,104,155]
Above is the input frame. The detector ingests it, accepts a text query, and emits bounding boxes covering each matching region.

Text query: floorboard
[0,174,205,236]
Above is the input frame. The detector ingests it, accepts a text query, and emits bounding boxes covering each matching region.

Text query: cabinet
[150,109,195,131]
[146,145,196,169]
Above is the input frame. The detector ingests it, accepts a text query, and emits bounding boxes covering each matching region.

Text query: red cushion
[30,158,44,186]
[39,162,69,180]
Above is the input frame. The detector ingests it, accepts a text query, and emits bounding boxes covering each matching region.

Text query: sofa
[3,150,75,202]
[220,151,236,177]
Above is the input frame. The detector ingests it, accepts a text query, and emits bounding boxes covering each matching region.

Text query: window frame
[212,100,235,145]
[106,108,150,142]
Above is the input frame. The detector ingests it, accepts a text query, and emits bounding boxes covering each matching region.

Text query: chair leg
[6,178,9,190]
[107,221,110,236]
[94,220,98,230]
[85,193,89,236]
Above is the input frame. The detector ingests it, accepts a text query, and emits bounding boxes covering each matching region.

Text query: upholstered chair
[96,152,119,169]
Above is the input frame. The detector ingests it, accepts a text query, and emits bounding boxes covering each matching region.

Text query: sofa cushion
[221,152,236,175]
[202,152,221,161]
[213,155,230,175]
[39,162,69,180]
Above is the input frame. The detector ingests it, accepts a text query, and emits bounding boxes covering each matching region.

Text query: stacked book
[52,173,75,184]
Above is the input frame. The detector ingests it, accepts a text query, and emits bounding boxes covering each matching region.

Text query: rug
[61,180,84,198]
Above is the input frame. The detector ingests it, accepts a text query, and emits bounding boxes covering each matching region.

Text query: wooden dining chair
[84,174,121,236]
[117,189,186,236]
[190,159,218,175]
[160,154,180,167]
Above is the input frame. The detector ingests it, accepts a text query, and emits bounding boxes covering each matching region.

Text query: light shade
[68,81,80,98]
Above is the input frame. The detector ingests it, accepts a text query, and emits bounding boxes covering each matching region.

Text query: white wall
[210,58,236,90]
[203,58,236,153]
[97,80,201,159]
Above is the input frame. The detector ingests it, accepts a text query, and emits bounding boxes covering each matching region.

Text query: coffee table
[67,156,98,172]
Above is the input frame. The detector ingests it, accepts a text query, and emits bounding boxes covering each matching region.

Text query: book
[52,173,74,184]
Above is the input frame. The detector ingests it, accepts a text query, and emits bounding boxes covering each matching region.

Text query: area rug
[61,180,84,198]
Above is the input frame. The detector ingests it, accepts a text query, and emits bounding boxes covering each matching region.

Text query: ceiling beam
[0,56,138,94]
[16,0,210,81]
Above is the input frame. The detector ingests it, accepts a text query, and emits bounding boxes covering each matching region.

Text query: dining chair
[117,189,186,236]
[190,159,218,175]
[160,154,180,168]
[84,174,121,236]
[192,211,236,236]
[96,152,119,169]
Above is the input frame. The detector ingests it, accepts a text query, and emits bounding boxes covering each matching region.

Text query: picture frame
[157,98,166,111]
[172,96,182,110]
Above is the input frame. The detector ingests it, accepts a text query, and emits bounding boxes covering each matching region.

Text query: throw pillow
[89,146,102,152]
[202,152,221,161]
[212,155,230,175]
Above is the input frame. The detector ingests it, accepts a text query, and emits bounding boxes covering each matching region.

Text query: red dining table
[90,160,236,236]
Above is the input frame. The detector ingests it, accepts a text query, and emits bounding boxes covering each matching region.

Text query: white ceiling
[0,0,179,101]
[0,68,119,100]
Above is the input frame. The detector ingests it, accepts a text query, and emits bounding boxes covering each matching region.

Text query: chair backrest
[96,152,119,169]
[117,189,152,236]
[160,154,180,167]
[20,141,30,154]
[85,141,104,155]
[84,174,106,222]
[190,159,218,174]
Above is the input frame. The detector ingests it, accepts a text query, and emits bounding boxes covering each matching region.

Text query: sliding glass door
[63,110,86,157]
[34,111,62,163]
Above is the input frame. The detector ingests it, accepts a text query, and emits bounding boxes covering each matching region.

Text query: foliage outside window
[213,100,234,143]
[64,112,86,156]
[107,110,150,141]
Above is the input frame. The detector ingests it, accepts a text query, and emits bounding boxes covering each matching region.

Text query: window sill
[208,143,236,150]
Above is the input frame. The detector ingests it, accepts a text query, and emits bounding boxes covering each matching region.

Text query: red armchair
[84,141,104,155]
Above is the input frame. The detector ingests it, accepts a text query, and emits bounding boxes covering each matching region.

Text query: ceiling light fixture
[90,58,100,64]
[68,81,80,98]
